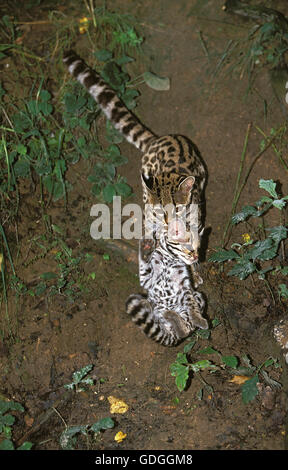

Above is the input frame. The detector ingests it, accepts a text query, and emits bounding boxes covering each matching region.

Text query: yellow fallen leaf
[108,396,129,414]
[114,431,127,443]
[0,253,3,271]
[229,375,250,385]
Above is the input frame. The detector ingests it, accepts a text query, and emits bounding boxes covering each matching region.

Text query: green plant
[170,331,236,393]
[0,400,33,450]
[170,336,281,404]
[209,179,288,297]
[233,354,281,404]
[64,364,94,392]
[59,416,114,450]
[216,3,288,88]
[86,5,143,54]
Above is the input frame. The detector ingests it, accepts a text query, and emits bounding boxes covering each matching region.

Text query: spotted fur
[126,235,208,346]
[63,51,207,266]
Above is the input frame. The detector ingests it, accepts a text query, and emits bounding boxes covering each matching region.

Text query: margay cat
[63,51,207,267]
[126,233,208,346]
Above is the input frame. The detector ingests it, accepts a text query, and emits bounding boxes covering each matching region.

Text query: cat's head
[141,173,197,207]
[142,173,203,264]
[166,217,203,265]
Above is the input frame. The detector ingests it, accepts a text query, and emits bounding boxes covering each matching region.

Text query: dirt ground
[0,0,288,451]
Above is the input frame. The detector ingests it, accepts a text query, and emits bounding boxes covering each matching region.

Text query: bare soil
[0,0,288,451]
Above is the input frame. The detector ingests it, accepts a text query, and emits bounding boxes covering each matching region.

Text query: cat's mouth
[178,246,198,265]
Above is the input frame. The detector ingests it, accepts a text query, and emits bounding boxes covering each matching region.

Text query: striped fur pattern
[63,51,207,267]
[126,235,208,346]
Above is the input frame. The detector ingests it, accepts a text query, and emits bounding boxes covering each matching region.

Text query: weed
[209,179,288,299]
[170,335,281,405]
[59,416,114,450]
[64,364,94,392]
[0,399,33,450]
[218,2,288,88]
[60,361,114,450]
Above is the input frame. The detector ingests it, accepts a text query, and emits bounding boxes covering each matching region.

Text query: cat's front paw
[140,238,156,261]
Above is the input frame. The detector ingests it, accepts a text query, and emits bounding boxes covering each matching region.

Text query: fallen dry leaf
[229,375,250,385]
[114,431,127,443]
[24,415,34,427]
[108,396,129,414]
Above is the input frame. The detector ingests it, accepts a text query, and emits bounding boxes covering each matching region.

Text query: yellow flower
[78,17,89,34]
[79,16,89,24]
[79,26,87,34]
[114,431,127,443]
[242,233,251,243]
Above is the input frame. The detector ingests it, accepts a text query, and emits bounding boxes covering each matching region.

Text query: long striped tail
[126,294,191,346]
[63,50,156,153]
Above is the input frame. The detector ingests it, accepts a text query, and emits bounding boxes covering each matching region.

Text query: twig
[15,391,70,447]
[222,124,284,247]
[254,124,288,173]
[197,30,210,61]
[222,123,252,246]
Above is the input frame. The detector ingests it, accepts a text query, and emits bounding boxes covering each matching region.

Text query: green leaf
[227,260,257,280]
[170,362,189,392]
[0,439,15,450]
[103,163,116,180]
[114,182,131,198]
[121,89,139,109]
[241,374,259,404]
[143,71,170,91]
[103,184,116,203]
[94,49,113,62]
[39,89,51,102]
[40,272,57,280]
[175,352,188,364]
[34,282,46,296]
[259,179,278,198]
[91,183,102,196]
[190,359,215,373]
[64,93,87,114]
[208,248,240,263]
[263,357,276,368]
[60,425,88,450]
[115,54,134,66]
[0,400,24,414]
[196,329,211,339]
[101,61,129,92]
[105,145,128,166]
[16,144,27,155]
[0,413,15,429]
[278,283,288,299]
[17,441,33,450]
[231,205,258,225]
[14,158,30,178]
[39,100,53,116]
[257,266,273,280]
[71,364,93,384]
[267,226,288,243]
[272,199,287,210]
[183,339,197,353]
[221,355,238,368]
[12,112,31,132]
[90,417,114,434]
[246,238,274,261]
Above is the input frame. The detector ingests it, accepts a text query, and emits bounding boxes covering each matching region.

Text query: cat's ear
[174,176,195,204]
